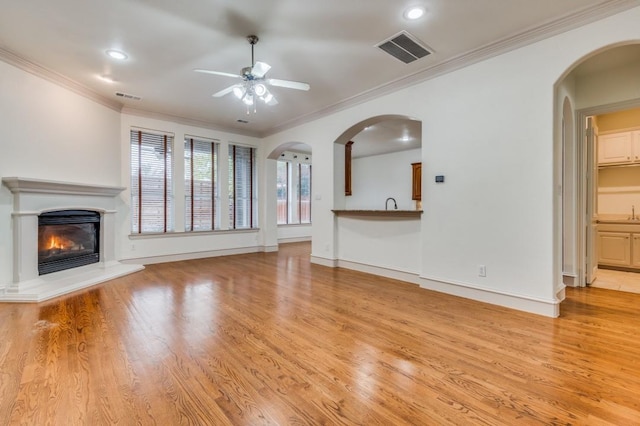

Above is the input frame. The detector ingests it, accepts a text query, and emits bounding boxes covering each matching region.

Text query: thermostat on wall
[435,175,445,183]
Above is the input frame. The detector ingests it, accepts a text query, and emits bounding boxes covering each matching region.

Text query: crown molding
[120,106,262,138]
[0,46,123,113]
[264,0,640,137]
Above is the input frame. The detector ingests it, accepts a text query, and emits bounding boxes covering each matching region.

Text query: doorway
[560,43,640,293]
[585,107,640,293]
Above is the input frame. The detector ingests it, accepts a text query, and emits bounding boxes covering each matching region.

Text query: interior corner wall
[0,60,122,288]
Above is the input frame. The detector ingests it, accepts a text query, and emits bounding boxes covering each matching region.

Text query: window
[276,161,289,224]
[299,163,312,224]
[277,157,312,225]
[229,145,257,229]
[130,129,174,233]
[185,137,219,231]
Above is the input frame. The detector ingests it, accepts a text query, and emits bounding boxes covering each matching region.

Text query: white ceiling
[0,0,637,138]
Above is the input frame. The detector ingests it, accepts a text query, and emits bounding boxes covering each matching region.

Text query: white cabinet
[598,232,631,266]
[598,222,640,270]
[598,131,640,165]
[633,235,640,268]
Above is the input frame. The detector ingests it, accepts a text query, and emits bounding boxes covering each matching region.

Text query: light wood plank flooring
[1,242,640,425]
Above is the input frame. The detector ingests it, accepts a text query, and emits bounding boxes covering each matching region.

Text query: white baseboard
[315,257,560,318]
[310,255,338,267]
[278,236,312,244]
[261,245,279,253]
[418,275,560,318]
[335,259,421,285]
[562,274,577,287]
[121,246,262,265]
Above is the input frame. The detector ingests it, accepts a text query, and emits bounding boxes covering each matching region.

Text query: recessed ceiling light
[106,49,128,60]
[404,6,425,20]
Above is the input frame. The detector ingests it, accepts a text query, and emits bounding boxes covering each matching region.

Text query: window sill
[129,228,260,239]
[277,223,312,227]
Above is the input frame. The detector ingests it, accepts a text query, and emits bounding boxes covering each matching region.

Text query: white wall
[0,60,121,288]
[346,149,420,210]
[261,6,640,317]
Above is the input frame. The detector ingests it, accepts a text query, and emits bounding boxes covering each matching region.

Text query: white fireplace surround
[1,177,144,302]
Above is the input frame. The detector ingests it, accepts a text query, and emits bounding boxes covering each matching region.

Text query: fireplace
[1,177,144,302]
[38,210,101,275]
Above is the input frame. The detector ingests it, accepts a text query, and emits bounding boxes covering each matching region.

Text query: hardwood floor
[1,242,640,425]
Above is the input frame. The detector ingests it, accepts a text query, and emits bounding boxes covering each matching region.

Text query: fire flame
[47,235,74,250]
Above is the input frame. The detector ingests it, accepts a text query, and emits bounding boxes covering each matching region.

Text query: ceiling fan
[194,35,310,112]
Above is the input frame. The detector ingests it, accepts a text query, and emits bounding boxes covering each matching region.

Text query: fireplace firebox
[38,210,100,275]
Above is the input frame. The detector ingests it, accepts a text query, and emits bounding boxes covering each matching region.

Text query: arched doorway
[267,142,313,245]
[557,43,640,292]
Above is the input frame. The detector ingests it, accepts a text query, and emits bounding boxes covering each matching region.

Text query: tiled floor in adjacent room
[590,268,640,294]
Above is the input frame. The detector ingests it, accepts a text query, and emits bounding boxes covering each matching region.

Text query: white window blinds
[299,163,312,224]
[276,160,289,224]
[229,145,256,229]
[130,130,174,234]
[185,137,219,231]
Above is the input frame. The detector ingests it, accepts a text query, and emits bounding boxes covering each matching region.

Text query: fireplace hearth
[38,210,101,275]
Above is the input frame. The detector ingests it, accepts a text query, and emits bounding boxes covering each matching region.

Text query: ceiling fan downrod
[247,35,259,67]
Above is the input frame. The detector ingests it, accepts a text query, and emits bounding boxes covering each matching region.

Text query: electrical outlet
[478,265,486,277]
[131,244,136,251]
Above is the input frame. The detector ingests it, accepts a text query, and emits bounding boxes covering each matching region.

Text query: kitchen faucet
[385,197,398,210]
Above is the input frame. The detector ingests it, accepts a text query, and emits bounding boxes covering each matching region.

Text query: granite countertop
[332,209,423,217]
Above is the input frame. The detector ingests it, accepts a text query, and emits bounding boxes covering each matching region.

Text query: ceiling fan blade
[194,69,242,79]
[267,78,310,91]
[212,84,240,98]
[251,61,271,78]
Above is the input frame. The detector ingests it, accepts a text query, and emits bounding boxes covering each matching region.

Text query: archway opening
[555,42,640,295]
[333,115,422,211]
[267,141,313,245]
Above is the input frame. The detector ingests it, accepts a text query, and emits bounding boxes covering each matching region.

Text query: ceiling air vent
[376,31,432,64]
[115,92,142,101]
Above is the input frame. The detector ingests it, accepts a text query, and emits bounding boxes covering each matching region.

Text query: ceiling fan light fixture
[263,92,273,104]
[254,83,267,97]
[242,93,254,106]
[233,86,245,99]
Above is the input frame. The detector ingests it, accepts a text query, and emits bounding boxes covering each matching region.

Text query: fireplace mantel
[1,177,143,303]
[2,177,125,197]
